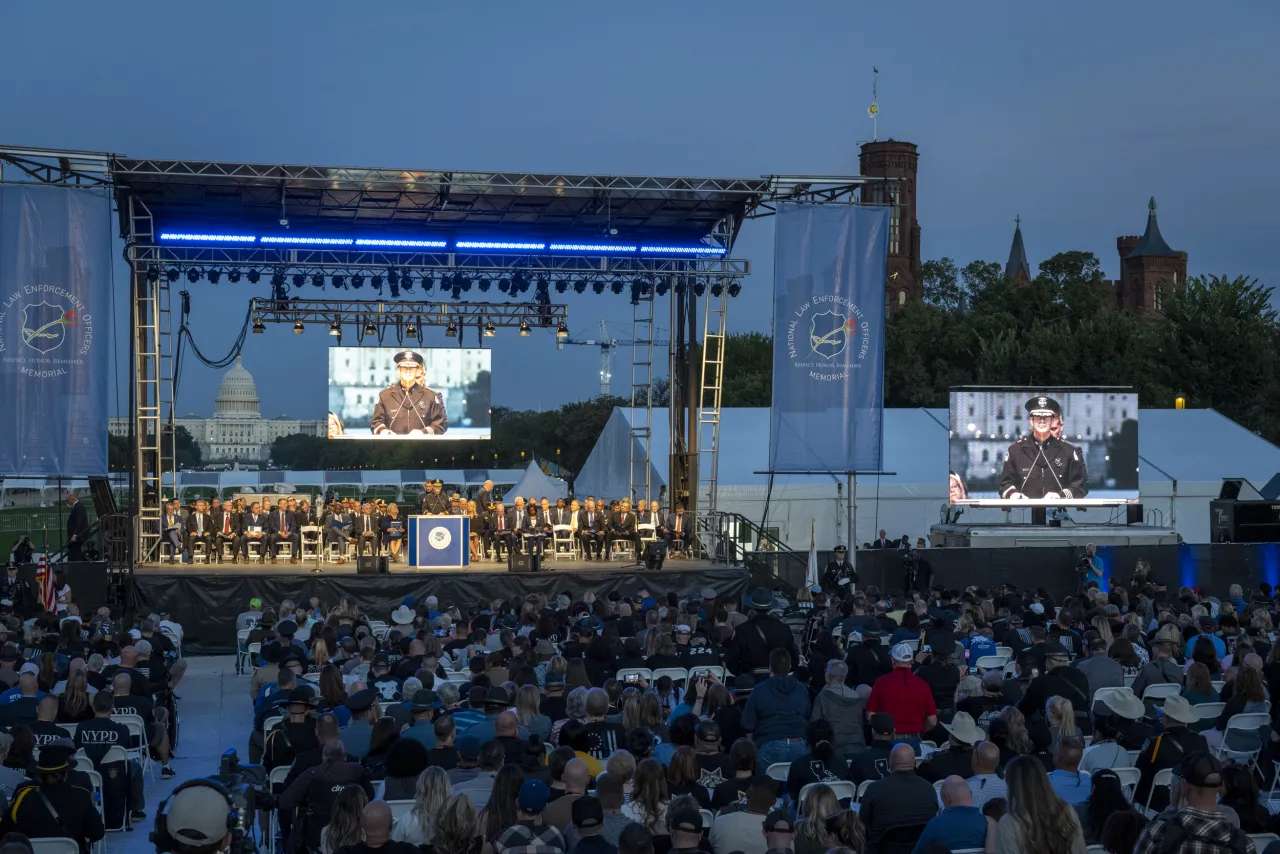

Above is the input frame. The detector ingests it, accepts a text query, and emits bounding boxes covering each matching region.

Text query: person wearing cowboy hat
[723,587,799,676]
[3,739,104,852]
[1095,685,1156,752]
[264,686,320,771]
[821,544,857,593]
[999,395,1089,500]
[390,604,416,631]
[1133,694,1208,813]
[370,350,447,436]
[918,711,986,782]
[1080,692,1142,774]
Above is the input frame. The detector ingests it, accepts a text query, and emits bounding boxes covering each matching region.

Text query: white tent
[574,407,1280,548]
[507,461,569,501]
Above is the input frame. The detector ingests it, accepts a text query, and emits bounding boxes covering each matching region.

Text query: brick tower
[859,140,921,311]
[1115,197,1187,312]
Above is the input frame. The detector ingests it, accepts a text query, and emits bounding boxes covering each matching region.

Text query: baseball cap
[276,619,298,635]
[167,782,233,847]
[1029,603,1045,615]
[695,721,722,743]
[249,597,263,609]
[1179,751,1225,788]
[675,624,692,634]
[763,810,796,834]
[411,690,440,712]
[667,805,703,833]
[890,643,914,663]
[0,645,18,662]
[699,587,717,600]
[571,796,604,830]
[517,779,550,813]
[870,712,895,736]
[457,735,482,761]
[19,662,39,676]
[134,639,153,656]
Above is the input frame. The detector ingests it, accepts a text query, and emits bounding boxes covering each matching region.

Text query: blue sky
[2,1,1277,419]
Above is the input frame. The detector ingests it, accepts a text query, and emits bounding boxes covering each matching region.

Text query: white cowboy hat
[942,711,986,745]
[1159,694,1199,724]
[390,605,415,625]
[1098,687,1145,720]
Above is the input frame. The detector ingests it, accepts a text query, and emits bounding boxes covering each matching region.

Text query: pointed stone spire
[1126,196,1178,258]
[1005,215,1031,283]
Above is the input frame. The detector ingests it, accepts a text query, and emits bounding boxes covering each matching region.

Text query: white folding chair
[1113,767,1141,801]
[1212,680,1226,693]
[1215,712,1270,769]
[994,645,1013,659]
[236,628,252,674]
[267,765,291,854]
[190,542,209,564]
[974,656,1007,670]
[901,639,920,651]
[387,799,414,822]
[1127,749,1143,766]
[637,523,657,552]
[689,665,726,682]
[263,714,284,739]
[73,749,94,772]
[1144,767,1173,815]
[700,809,714,829]
[765,762,790,782]
[616,668,653,685]
[1003,661,1019,678]
[855,779,875,802]
[799,780,857,808]
[29,839,80,854]
[300,526,321,559]
[651,667,690,686]
[86,766,121,832]
[1193,702,1226,722]
[245,538,265,561]
[1140,683,1182,703]
[1249,834,1280,851]
[551,525,577,560]
[57,722,78,739]
[446,671,472,685]
[111,713,153,779]
[374,780,386,800]
[247,642,262,671]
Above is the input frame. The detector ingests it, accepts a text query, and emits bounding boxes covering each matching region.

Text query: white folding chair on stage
[246,539,265,561]
[190,542,209,564]
[300,526,321,560]
[637,523,657,554]
[219,540,238,562]
[610,537,636,561]
[551,525,577,560]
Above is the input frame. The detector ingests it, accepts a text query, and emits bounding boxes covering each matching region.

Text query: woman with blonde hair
[392,766,450,845]
[1045,696,1078,747]
[606,750,637,801]
[515,683,551,741]
[996,755,1086,853]
[431,794,482,854]
[1090,616,1114,650]
[319,784,368,854]
[795,784,840,854]
[310,637,331,674]
[622,758,669,834]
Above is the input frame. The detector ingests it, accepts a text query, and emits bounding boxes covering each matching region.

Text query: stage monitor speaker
[357,556,387,575]
[1126,503,1144,525]
[509,553,540,573]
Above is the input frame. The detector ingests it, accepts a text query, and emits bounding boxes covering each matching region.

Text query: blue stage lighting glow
[159,233,256,243]
[455,241,546,251]
[639,245,727,255]
[548,243,639,253]
[354,239,448,248]
[260,236,355,245]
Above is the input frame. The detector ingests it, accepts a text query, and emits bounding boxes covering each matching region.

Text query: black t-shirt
[693,752,734,790]
[916,662,961,714]
[29,720,65,747]
[541,694,567,722]
[785,753,848,802]
[0,696,39,727]
[74,717,131,763]
[957,695,1008,732]
[110,692,154,729]
[425,746,457,770]
[100,665,149,698]
[710,774,773,811]
[847,743,893,784]
[583,721,626,759]
[336,842,423,854]
[667,781,710,809]
[713,704,746,746]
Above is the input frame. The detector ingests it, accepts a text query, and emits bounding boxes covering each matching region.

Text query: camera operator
[0,741,104,854]
[901,548,931,595]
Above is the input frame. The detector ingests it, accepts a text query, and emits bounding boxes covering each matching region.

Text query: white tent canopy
[507,461,568,501]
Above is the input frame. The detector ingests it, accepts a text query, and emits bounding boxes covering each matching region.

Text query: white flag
[806,520,819,588]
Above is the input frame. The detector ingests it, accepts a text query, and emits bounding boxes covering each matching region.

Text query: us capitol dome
[108,355,325,464]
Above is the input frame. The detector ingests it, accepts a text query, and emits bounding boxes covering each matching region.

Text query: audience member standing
[741,649,811,771]
[866,644,938,747]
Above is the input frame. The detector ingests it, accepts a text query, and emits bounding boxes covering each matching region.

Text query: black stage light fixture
[363,318,377,336]
[371,275,383,292]
[655,277,670,296]
[208,268,222,284]
[271,271,286,288]
[247,270,261,284]
[401,274,414,292]
[328,320,341,336]
[694,280,706,297]
[421,275,434,293]
[292,273,306,288]
[390,281,400,299]
[350,273,364,289]
[460,276,472,292]
[405,319,418,337]
[630,283,642,306]
[555,279,568,293]
[252,317,265,334]
[146,266,160,284]
[331,274,345,289]
[227,270,242,283]
[497,277,510,293]
[519,319,531,337]
[186,268,201,284]
[592,280,605,295]
[293,319,305,335]
[573,279,587,294]
[556,320,569,339]
[673,278,686,295]
[710,281,723,297]
[727,282,741,297]
[445,320,458,337]
[166,268,181,283]
[312,273,324,288]
[610,280,624,295]
[483,320,497,337]
[478,278,491,292]
[386,269,399,286]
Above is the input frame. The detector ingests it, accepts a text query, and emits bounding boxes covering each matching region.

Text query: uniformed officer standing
[998,396,1089,500]
[821,545,857,593]
[420,480,450,515]
[0,740,104,854]
[0,565,31,615]
[724,587,799,675]
[370,350,448,436]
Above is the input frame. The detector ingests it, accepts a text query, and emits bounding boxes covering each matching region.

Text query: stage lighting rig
[401,274,414,292]
[555,279,568,293]
[592,280,605,295]
[390,280,400,298]
[292,273,306,288]
[331,274,345,288]
[207,268,222,284]
[693,280,706,297]
[363,317,377,336]
[573,279,587,294]
[166,268,180,283]
[186,268,200,284]
[611,281,624,295]
[312,273,324,287]
[519,319,531,336]
[293,319,305,334]
[421,275,434,292]
[271,271,286,288]
[350,273,364,289]
[445,320,458,337]
[227,270,242,283]
[483,320,497,337]
[371,275,383,292]
[727,282,741,297]
[145,266,159,284]
[656,276,670,296]
[328,320,341,336]
[556,320,569,339]
[405,319,418,337]
[478,278,491,292]
[497,277,510,293]
[247,270,261,284]
[710,281,723,297]
[386,269,399,286]
[252,317,265,334]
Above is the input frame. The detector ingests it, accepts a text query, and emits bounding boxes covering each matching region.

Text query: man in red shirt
[867,642,938,749]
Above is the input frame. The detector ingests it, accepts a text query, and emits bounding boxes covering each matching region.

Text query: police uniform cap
[1025,395,1061,417]
[346,689,377,712]
[395,350,425,368]
[35,739,76,771]
[280,686,318,708]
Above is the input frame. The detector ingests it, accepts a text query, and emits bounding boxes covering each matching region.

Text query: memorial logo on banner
[769,203,889,474]
[0,184,111,476]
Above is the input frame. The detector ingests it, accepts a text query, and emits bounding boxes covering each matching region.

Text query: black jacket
[0,780,104,854]
[724,614,798,674]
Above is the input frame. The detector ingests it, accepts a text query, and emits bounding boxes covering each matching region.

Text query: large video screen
[948,388,1139,505]
[327,347,491,440]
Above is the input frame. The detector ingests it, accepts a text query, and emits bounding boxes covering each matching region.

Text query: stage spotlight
[247,270,261,284]
[312,273,324,288]
[512,271,528,293]
[386,269,399,286]
[371,275,383,292]
[483,320,496,337]
[445,320,457,337]
[208,269,222,284]
[293,319,305,334]
[328,320,341,336]
[363,318,377,336]
[710,281,723,297]
[655,277,670,296]
[478,278,491,292]
[534,277,547,294]
[694,281,706,297]
[610,281,624,295]
[166,268,181,283]
[227,270,242,283]
[271,271,286,288]
[592,280,605,295]
[556,320,569,339]
[727,282,741,297]
[252,317,265,334]
[460,277,472,292]
[555,279,568,293]
[405,320,417,337]
[331,274,345,289]
[146,266,160,284]
[186,268,201,284]
[350,274,364,289]
[497,278,510,293]
[673,279,685,295]
[292,273,306,288]
[421,276,434,293]
[401,275,414,292]
[389,281,400,299]
[519,319,531,337]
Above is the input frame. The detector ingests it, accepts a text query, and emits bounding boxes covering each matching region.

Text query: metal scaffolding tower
[629,291,656,505]
[697,281,728,514]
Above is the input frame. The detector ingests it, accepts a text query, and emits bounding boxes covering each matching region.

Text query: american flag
[36,530,54,613]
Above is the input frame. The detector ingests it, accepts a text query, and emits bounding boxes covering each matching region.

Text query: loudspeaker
[357,555,388,575]
[509,552,540,573]
[1126,503,1144,525]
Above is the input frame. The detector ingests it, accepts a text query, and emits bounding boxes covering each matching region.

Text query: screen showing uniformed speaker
[327,347,491,440]
[948,387,1139,505]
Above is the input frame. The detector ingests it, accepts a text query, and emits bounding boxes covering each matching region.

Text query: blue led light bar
[549,243,639,253]
[639,245,726,255]
[354,238,448,248]
[455,241,546,250]
[159,232,256,243]
[260,236,355,245]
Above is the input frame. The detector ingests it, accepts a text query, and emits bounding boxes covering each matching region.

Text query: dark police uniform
[420,484,451,515]
[998,396,1089,499]
[821,550,857,592]
[1,744,104,854]
[0,573,31,613]
[371,350,447,435]
[724,590,799,674]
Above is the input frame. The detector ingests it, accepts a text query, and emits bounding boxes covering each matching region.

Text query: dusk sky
[2,2,1276,419]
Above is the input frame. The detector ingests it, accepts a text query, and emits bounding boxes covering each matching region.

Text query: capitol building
[108,356,325,463]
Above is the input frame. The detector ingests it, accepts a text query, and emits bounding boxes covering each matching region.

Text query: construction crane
[556,320,670,397]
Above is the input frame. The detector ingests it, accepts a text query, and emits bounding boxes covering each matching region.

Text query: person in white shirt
[966,741,1008,810]
[1079,715,1133,775]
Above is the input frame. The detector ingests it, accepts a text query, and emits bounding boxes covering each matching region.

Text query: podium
[407,515,470,569]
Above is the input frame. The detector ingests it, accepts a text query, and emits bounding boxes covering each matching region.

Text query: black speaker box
[509,552,540,573]
[1126,503,1144,525]
[357,555,388,575]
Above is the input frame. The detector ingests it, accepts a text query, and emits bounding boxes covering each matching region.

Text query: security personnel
[0,740,104,854]
[998,396,1089,500]
[420,480,450,515]
[724,587,799,675]
[0,564,31,614]
[821,545,857,593]
[370,350,447,436]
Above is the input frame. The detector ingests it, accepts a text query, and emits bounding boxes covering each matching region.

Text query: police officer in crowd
[821,545,857,593]
[0,740,104,853]
[724,587,800,675]
[0,565,31,614]
[371,350,447,436]
[999,396,1089,500]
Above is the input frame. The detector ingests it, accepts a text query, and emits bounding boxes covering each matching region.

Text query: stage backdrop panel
[769,203,888,474]
[0,184,111,476]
